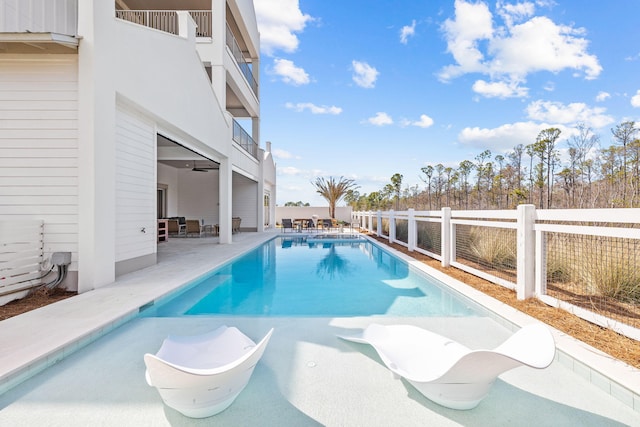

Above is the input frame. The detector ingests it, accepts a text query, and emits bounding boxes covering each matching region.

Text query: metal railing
[232,119,258,159]
[353,206,640,341]
[115,10,212,38]
[226,25,258,95]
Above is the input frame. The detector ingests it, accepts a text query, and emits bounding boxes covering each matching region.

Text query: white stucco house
[0,0,276,296]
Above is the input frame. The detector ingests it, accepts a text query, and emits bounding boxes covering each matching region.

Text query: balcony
[115,10,212,38]
[0,0,78,53]
[233,119,258,159]
[226,25,258,96]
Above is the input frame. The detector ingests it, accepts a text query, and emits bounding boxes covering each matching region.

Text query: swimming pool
[141,236,483,317]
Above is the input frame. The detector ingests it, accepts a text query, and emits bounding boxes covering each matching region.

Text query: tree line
[345,121,640,211]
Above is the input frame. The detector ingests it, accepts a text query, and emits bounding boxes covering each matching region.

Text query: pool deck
[0,230,639,426]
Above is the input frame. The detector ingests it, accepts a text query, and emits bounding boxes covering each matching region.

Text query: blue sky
[254,0,640,206]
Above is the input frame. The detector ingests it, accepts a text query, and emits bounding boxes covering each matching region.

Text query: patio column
[256,147,265,232]
[218,157,232,244]
[77,0,116,292]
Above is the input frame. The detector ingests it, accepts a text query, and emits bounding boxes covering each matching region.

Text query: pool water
[141,236,481,317]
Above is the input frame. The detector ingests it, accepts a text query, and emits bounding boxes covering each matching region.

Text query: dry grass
[368,234,640,370]
[0,288,76,321]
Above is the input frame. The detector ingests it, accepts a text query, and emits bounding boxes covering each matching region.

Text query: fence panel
[0,221,44,305]
[354,207,640,340]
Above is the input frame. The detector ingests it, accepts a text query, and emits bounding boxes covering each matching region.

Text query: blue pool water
[141,236,481,317]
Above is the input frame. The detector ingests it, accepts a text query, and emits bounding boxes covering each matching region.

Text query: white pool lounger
[144,325,274,418]
[339,323,555,410]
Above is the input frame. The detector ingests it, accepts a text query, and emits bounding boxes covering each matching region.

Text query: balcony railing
[115,10,212,38]
[226,25,258,96]
[232,119,258,159]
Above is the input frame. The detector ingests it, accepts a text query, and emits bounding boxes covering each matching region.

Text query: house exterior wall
[0,0,276,295]
[0,54,79,290]
[114,17,231,162]
[114,103,157,274]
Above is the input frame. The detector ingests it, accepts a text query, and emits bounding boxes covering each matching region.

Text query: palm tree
[312,176,358,218]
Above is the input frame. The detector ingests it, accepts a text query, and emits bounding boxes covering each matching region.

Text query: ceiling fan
[191,160,218,172]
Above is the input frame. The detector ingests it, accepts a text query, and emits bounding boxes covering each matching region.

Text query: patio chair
[167,217,186,236]
[304,218,316,232]
[321,218,332,232]
[144,326,274,418]
[281,218,293,232]
[185,219,202,237]
[338,323,555,410]
[232,217,242,233]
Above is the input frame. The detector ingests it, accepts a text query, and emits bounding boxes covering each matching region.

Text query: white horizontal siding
[115,104,156,262]
[0,55,78,271]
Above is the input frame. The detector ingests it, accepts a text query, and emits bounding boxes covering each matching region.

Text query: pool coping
[0,230,638,415]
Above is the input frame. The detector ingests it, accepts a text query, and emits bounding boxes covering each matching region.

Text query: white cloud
[472,79,528,98]
[400,20,416,44]
[490,17,601,80]
[278,166,303,176]
[255,0,313,56]
[273,148,299,160]
[352,60,379,88]
[412,114,435,128]
[459,121,553,151]
[595,91,611,102]
[496,0,535,27]
[273,59,310,85]
[439,0,602,98]
[631,90,640,107]
[366,112,393,126]
[439,0,494,81]
[526,100,614,128]
[285,102,342,115]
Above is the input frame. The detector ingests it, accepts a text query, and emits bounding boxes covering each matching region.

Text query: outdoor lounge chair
[281,218,293,232]
[144,326,274,418]
[185,219,202,237]
[338,323,555,410]
[167,217,186,236]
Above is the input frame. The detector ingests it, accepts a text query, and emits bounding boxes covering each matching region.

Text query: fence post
[517,204,536,300]
[389,210,396,242]
[441,207,451,267]
[408,209,415,252]
[376,211,382,237]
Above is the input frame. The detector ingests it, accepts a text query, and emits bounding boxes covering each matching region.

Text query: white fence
[0,221,44,306]
[353,206,640,341]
